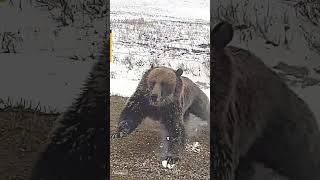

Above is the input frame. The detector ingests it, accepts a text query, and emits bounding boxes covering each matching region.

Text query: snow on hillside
[110,0,210,99]
[111,0,209,22]
[0,0,106,112]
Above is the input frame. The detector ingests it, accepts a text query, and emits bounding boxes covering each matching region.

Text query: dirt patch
[0,110,58,180]
[110,95,210,180]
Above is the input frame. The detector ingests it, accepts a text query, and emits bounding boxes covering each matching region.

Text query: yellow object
[110,30,112,63]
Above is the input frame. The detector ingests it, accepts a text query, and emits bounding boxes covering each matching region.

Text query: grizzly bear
[111,65,210,168]
[28,33,109,179]
[211,21,320,180]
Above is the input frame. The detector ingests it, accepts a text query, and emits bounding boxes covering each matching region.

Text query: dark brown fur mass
[211,22,320,180]
[111,65,209,166]
[28,29,109,180]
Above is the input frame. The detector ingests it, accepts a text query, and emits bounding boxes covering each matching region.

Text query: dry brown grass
[0,110,58,180]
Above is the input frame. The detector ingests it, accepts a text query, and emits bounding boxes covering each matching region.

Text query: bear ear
[211,21,233,50]
[175,68,183,77]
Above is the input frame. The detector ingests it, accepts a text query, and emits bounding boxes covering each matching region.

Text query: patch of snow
[111,0,209,22]
[110,79,139,97]
[0,53,94,112]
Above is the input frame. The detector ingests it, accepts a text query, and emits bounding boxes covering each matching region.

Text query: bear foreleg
[111,95,147,139]
[161,113,186,168]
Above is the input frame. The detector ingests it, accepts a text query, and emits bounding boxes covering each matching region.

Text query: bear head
[147,66,183,107]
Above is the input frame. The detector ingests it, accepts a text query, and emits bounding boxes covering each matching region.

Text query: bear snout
[150,94,158,102]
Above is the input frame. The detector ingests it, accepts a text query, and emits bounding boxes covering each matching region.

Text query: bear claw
[111,131,127,139]
[161,156,178,169]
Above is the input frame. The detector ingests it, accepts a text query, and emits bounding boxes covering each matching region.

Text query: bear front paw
[161,156,179,169]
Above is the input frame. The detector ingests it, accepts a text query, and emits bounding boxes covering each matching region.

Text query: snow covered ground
[110,0,210,99]
[0,0,106,112]
[111,0,209,22]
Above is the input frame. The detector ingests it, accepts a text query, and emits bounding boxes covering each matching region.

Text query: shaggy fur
[29,30,109,180]
[111,65,209,167]
[211,22,320,180]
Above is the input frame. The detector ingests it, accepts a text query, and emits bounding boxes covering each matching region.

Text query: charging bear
[111,65,210,168]
[211,21,320,180]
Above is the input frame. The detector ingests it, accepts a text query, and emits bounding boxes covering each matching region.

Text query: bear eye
[150,81,156,87]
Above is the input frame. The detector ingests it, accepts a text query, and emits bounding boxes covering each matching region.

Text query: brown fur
[211,22,320,180]
[111,65,209,166]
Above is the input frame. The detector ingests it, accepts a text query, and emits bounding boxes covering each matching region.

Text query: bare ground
[110,95,210,180]
[0,110,57,180]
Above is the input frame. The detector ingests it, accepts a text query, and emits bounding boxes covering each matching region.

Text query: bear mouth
[149,99,160,106]
[149,96,174,107]
[149,98,164,107]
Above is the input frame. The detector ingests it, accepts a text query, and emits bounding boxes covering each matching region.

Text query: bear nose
[151,94,158,102]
